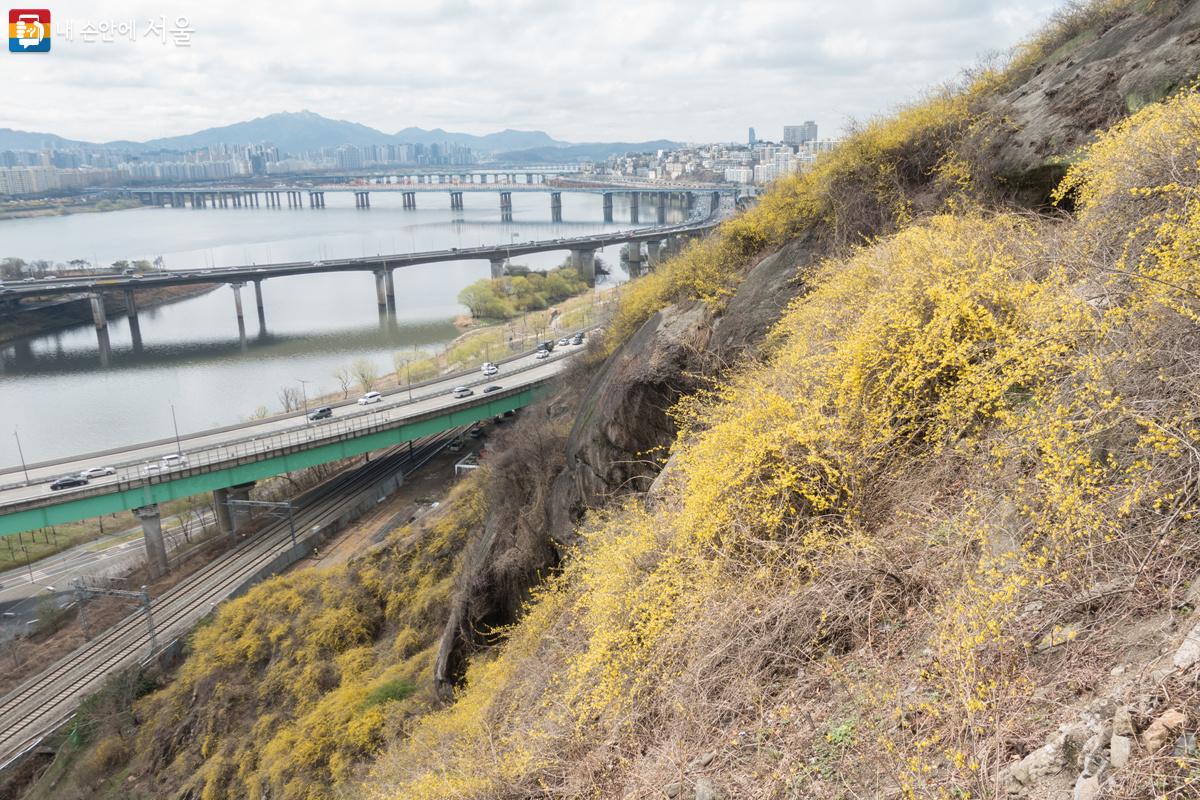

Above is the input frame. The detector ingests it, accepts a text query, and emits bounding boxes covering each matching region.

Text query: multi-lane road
[0,343,579,510]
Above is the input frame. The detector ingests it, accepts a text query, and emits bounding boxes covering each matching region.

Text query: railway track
[0,433,451,771]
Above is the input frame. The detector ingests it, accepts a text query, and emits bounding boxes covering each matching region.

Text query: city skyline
[3,0,1063,144]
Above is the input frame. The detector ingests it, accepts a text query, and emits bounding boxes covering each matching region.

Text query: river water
[0,190,668,468]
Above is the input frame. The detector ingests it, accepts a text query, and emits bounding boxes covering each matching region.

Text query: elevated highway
[0,345,578,552]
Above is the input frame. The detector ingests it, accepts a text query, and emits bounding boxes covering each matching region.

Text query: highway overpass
[0,345,579,575]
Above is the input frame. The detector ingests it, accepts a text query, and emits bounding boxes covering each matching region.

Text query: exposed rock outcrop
[980,2,1200,204]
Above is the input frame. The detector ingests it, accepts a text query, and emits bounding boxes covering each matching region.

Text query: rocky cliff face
[980,2,1200,204]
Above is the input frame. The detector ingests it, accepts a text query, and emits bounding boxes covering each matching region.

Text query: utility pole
[169,403,183,456]
[297,378,311,421]
[13,429,29,484]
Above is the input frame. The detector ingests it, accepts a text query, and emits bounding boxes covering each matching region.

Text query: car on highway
[312,260,324,267]
[557,337,570,346]
[78,466,116,479]
[482,384,503,394]
[49,475,89,491]
[481,362,498,376]
[308,406,333,421]
[357,391,383,405]
[161,453,189,469]
[468,427,484,439]
[571,333,585,346]
[452,386,474,398]
[535,349,550,360]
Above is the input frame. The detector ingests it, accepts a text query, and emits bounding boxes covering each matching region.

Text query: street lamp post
[297,378,311,422]
[169,403,183,456]
[13,429,29,484]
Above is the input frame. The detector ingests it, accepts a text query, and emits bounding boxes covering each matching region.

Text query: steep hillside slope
[364,80,1200,798]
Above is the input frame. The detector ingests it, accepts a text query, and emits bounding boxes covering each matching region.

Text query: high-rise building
[784,121,819,145]
[748,127,756,145]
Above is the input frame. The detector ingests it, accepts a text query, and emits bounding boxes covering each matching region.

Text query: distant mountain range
[0,111,679,162]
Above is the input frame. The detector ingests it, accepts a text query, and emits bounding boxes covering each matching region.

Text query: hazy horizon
[3,0,1064,144]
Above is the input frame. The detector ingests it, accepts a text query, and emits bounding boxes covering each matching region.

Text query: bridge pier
[354,191,370,209]
[228,483,255,536]
[134,504,170,579]
[230,282,247,343]
[602,192,613,223]
[526,172,534,184]
[253,280,264,313]
[403,191,416,210]
[124,288,143,351]
[630,192,639,223]
[449,191,463,210]
[90,292,112,366]
[646,240,662,269]
[213,488,234,541]
[490,257,507,279]
[571,248,597,287]
[626,242,643,277]
[500,191,512,222]
[656,193,666,225]
[374,269,393,309]
[550,191,562,223]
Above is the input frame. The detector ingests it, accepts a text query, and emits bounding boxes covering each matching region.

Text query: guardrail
[0,346,578,505]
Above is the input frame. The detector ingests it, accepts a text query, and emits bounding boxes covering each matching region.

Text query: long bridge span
[0,195,728,362]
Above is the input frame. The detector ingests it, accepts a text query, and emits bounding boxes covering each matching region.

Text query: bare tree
[351,358,379,393]
[278,386,303,412]
[333,365,353,398]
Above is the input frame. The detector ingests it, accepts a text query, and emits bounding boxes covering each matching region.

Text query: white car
[535,349,550,360]
[79,466,116,479]
[481,363,498,376]
[142,463,163,475]
[357,391,383,405]
[452,386,474,398]
[160,453,189,469]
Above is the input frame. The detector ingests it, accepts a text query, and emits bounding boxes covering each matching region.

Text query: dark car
[482,384,503,394]
[308,406,333,421]
[50,475,89,491]
[468,427,484,439]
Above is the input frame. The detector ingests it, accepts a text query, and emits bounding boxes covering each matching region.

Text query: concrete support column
[90,292,112,366]
[384,269,396,309]
[630,192,639,223]
[228,483,254,536]
[550,191,562,223]
[374,270,388,308]
[89,292,108,331]
[626,242,643,277]
[499,191,512,221]
[571,248,596,287]
[213,487,233,541]
[253,280,264,313]
[231,282,246,343]
[647,240,662,268]
[656,193,667,225]
[124,288,143,350]
[602,192,613,223]
[490,258,507,279]
[134,504,169,579]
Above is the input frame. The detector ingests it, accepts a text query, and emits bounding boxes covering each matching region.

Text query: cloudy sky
[3,0,1063,144]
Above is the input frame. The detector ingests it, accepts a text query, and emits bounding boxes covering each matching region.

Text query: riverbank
[286,284,617,417]
[0,197,142,221]
[0,282,219,347]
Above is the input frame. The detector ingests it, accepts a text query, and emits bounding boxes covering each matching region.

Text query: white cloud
[1,0,1064,144]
